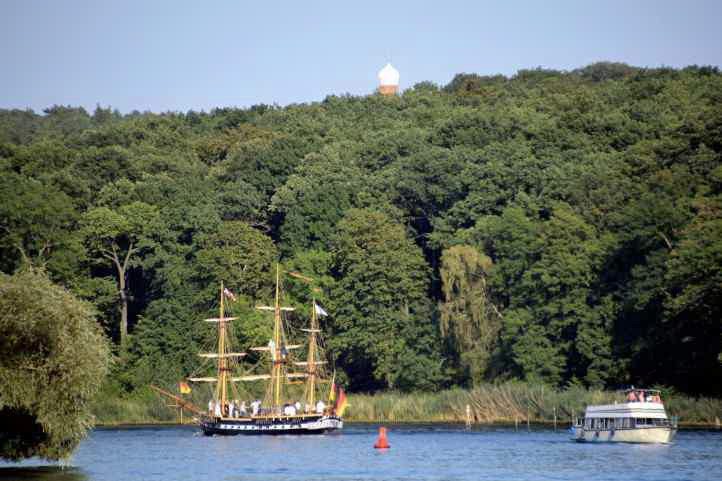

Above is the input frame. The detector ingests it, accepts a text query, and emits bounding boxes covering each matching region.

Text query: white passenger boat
[572,388,677,444]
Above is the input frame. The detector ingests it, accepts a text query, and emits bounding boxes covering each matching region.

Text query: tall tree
[438,245,501,385]
[79,202,159,345]
[0,171,79,279]
[663,195,722,394]
[328,208,444,391]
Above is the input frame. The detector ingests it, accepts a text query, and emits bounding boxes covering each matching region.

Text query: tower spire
[378,62,400,95]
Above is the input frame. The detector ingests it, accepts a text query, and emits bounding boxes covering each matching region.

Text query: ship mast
[185,284,246,416]
[305,297,318,406]
[273,264,282,406]
[216,281,228,408]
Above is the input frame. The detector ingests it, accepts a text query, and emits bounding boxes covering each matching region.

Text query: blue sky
[1,0,720,113]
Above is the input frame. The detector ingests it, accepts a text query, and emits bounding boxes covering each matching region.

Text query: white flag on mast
[223,288,236,301]
[314,302,328,317]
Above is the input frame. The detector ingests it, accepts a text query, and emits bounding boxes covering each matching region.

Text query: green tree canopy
[0,268,109,460]
[328,208,444,391]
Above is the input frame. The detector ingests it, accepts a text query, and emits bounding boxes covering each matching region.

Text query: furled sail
[250,344,302,351]
[204,317,239,322]
[198,353,246,358]
[231,375,272,381]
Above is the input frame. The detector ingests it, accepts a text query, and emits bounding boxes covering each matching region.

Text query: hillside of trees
[1,62,720,397]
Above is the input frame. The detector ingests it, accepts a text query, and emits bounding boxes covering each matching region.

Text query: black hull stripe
[202,427,335,436]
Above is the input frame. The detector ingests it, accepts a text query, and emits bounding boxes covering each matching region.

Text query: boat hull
[572,426,676,444]
[200,415,342,436]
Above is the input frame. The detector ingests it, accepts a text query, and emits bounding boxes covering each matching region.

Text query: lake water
[1,424,720,481]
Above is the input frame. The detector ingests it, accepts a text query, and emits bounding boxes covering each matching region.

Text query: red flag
[335,387,348,417]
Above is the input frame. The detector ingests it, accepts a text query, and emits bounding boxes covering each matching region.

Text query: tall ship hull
[572,389,677,444]
[200,415,342,436]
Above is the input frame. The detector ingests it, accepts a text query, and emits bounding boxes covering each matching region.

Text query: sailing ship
[152,265,344,435]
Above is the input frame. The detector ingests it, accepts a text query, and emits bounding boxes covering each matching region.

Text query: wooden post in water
[527,406,530,431]
[553,407,557,431]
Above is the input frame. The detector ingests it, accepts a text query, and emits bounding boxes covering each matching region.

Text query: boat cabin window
[586,418,621,430]
[634,417,669,427]
[585,417,672,430]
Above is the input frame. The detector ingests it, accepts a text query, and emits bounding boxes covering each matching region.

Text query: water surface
[1,424,720,480]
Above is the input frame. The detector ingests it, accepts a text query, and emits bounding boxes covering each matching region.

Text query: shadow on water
[0,467,86,481]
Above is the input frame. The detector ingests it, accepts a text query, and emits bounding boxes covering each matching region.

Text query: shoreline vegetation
[92,382,722,428]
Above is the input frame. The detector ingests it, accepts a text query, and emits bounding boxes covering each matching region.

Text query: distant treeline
[1,62,720,397]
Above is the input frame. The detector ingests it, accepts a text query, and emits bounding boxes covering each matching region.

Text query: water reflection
[0,466,86,481]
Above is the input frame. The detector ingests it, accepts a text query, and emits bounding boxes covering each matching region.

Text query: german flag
[335,387,348,417]
[179,381,191,394]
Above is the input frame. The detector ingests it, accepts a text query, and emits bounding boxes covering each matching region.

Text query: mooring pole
[527,406,530,431]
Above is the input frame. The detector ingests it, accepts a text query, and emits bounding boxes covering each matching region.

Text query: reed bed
[92,385,179,425]
[91,381,722,427]
[345,382,722,427]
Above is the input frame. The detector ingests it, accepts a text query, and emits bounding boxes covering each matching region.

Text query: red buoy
[374,426,390,449]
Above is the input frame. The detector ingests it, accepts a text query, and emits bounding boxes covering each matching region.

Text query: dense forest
[1,62,720,398]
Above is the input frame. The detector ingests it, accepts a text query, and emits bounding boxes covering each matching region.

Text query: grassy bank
[92,382,722,427]
[92,384,178,425]
[345,383,722,426]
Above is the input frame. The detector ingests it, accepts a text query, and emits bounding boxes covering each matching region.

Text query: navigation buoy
[374,426,390,449]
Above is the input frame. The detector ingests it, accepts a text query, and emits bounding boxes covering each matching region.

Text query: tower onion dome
[378,63,399,95]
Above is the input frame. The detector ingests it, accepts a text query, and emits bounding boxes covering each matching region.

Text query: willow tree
[439,245,501,385]
[0,268,110,461]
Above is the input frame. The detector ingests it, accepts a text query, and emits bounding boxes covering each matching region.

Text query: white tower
[378,63,400,95]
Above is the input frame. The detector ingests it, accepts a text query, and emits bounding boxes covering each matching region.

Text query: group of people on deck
[208,399,248,418]
[208,398,328,418]
[626,389,662,403]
